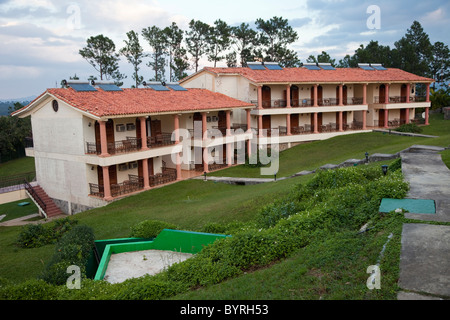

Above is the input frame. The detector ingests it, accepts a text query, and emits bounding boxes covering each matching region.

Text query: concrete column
[258,86,263,109]
[314,113,319,134]
[426,83,431,102]
[362,111,367,130]
[339,112,344,132]
[286,85,291,108]
[99,121,109,157]
[139,117,149,150]
[142,159,150,190]
[406,83,411,103]
[226,110,232,167]
[425,107,430,125]
[102,166,112,200]
[258,115,263,136]
[363,84,367,105]
[246,109,252,133]
[313,84,318,107]
[384,109,389,129]
[202,113,208,173]
[385,84,390,104]
[286,114,291,136]
[173,114,182,180]
[339,84,344,106]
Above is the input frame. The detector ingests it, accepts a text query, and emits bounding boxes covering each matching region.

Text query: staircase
[24,181,63,218]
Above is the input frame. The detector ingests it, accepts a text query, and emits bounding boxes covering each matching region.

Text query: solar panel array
[303,63,322,70]
[265,63,283,70]
[358,63,388,71]
[247,62,267,70]
[97,84,123,92]
[69,83,97,92]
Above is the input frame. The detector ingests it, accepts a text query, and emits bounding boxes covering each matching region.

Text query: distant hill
[0,97,35,116]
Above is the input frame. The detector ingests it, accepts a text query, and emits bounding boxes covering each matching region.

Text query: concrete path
[397,145,450,300]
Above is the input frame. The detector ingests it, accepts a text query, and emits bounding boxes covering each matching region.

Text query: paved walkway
[397,145,450,300]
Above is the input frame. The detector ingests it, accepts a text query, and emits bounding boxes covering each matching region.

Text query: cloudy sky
[0,0,449,100]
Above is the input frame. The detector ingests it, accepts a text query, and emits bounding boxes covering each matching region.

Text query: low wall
[94,229,230,281]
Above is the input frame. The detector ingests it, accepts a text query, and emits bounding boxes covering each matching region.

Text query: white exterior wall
[30,97,101,211]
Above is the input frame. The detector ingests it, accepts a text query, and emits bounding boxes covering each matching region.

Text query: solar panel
[318,63,336,70]
[265,63,283,70]
[97,84,123,92]
[370,64,387,71]
[303,63,321,70]
[167,83,188,91]
[146,82,170,91]
[69,83,97,92]
[358,64,375,71]
[247,62,266,70]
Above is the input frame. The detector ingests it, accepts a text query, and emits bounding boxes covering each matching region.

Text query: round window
[52,100,59,112]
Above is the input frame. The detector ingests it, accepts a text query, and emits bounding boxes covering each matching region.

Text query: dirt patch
[103,249,193,284]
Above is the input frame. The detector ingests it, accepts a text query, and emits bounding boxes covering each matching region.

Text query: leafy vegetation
[16,218,79,249]
[0,163,409,299]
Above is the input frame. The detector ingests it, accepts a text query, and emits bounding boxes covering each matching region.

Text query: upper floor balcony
[86,134,175,156]
[251,97,365,109]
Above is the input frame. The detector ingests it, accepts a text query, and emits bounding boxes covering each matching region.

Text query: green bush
[395,123,423,133]
[16,217,78,248]
[130,220,178,239]
[0,279,58,300]
[40,225,95,285]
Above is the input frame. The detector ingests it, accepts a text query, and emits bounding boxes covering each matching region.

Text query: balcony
[86,134,176,156]
[251,97,365,109]
[373,96,427,104]
[89,168,178,198]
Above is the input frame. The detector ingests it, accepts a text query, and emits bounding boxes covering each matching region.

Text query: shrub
[16,224,50,248]
[16,217,78,249]
[130,220,178,239]
[40,225,95,285]
[0,279,58,300]
[395,123,423,133]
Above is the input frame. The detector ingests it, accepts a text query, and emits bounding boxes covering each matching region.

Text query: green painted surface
[94,229,230,281]
[379,198,436,214]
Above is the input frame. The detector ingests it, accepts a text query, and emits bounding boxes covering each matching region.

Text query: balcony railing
[252,97,365,108]
[373,96,427,104]
[86,134,176,155]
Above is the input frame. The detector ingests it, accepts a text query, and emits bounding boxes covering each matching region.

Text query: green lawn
[0,200,39,223]
[0,157,35,178]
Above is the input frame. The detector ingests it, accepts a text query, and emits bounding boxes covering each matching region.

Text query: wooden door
[151,119,162,136]
[400,109,407,124]
[291,114,299,128]
[218,111,227,132]
[291,86,299,107]
[379,85,386,103]
[262,86,271,108]
[262,115,271,130]
[379,109,385,127]
[97,166,117,186]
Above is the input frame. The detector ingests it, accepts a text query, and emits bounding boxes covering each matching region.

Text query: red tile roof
[195,67,434,84]
[14,87,254,118]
